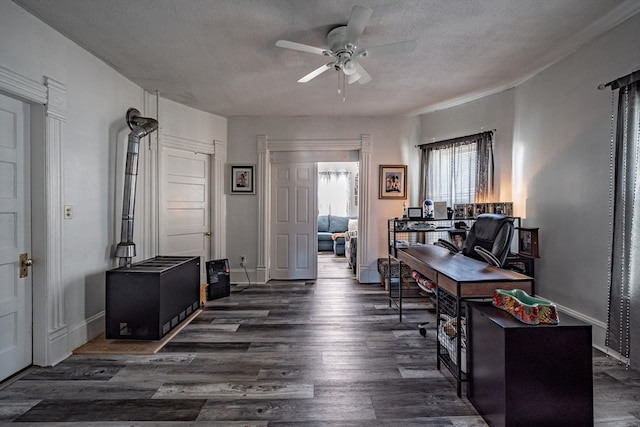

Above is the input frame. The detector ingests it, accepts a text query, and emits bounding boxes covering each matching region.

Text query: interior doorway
[317,162,359,275]
[258,135,371,284]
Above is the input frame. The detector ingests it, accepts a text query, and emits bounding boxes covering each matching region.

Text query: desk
[393,244,534,396]
[396,245,534,297]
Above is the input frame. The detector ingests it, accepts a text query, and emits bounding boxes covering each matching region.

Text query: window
[419,131,494,206]
[318,171,352,216]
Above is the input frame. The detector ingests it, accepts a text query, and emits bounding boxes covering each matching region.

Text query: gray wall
[414,12,640,350]
[1,1,227,363]
[227,116,420,281]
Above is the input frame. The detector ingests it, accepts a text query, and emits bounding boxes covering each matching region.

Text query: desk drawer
[437,274,458,296]
[438,275,533,298]
[415,264,437,282]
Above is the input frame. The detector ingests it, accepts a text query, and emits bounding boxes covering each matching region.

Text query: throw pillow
[317,215,329,232]
[329,215,349,233]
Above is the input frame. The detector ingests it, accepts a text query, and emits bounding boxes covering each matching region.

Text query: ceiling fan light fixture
[343,59,358,75]
[275,5,415,87]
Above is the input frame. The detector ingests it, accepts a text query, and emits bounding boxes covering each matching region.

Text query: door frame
[0,66,67,367]
[158,133,224,275]
[256,135,372,283]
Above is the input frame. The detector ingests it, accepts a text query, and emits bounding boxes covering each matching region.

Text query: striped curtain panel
[607,77,640,364]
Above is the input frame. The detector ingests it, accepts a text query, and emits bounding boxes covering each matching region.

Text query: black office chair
[436,213,515,268]
[419,214,515,337]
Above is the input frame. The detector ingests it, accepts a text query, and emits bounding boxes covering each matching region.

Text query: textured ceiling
[12,0,639,117]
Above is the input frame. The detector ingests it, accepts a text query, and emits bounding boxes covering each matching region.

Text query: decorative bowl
[492,288,559,325]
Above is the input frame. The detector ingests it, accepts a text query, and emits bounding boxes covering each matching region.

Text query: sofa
[318,215,357,256]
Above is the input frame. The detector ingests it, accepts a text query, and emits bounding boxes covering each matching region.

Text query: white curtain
[318,171,351,216]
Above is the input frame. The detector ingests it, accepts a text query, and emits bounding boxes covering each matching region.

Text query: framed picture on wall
[229,164,255,194]
[379,165,407,199]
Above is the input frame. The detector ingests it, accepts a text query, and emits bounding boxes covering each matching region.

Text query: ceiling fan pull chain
[343,73,347,103]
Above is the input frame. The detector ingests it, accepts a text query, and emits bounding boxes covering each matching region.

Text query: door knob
[19,253,33,278]
[204,231,212,237]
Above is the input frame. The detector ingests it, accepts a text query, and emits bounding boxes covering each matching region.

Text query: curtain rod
[598,69,640,90]
[416,129,495,149]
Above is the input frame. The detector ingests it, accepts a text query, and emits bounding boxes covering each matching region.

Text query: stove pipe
[115,108,159,267]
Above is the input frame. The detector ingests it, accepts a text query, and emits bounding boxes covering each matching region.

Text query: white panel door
[160,147,210,281]
[0,94,32,381]
[270,163,316,280]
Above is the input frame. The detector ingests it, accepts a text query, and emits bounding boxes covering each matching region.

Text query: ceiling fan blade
[348,63,372,85]
[357,39,417,58]
[298,62,334,83]
[276,40,330,56]
[345,5,373,46]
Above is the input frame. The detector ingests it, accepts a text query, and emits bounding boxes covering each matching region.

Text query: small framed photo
[434,201,448,219]
[454,204,466,219]
[491,202,506,215]
[504,202,514,216]
[474,203,488,218]
[230,164,255,194]
[518,227,539,257]
[407,207,423,219]
[465,203,475,219]
[379,165,407,199]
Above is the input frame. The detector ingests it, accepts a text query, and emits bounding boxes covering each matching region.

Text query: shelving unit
[386,217,477,321]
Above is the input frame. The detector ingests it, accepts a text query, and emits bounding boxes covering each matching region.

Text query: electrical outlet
[64,205,73,219]
[240,255,246,266]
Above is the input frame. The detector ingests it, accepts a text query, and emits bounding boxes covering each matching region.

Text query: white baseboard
[357,266,380,284]
[66,311,105,355]
[552,300,628,364]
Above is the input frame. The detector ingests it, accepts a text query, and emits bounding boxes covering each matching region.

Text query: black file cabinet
[467,302,593,427]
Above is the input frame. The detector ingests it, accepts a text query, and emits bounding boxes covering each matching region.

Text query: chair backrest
[462,214,514,266]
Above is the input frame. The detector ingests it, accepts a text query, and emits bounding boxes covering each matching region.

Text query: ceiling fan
[276,5,417,86]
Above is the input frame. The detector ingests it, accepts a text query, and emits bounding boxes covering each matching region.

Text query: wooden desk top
[395,244,534,298]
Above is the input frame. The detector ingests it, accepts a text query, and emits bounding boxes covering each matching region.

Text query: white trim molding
[212,140,226,259]
[256,135,269,284]
[42,77,68,365]
[0,66,47,104]
[0,66,68,366]
[162,133,216,154]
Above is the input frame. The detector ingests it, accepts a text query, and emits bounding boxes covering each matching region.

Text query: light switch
[64,205,73,219]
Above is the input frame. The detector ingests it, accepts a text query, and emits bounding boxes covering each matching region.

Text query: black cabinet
[106,256,200,340]
[467,302,593,427]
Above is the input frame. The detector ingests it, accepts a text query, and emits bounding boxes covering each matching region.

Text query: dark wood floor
[1,253,639,425]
